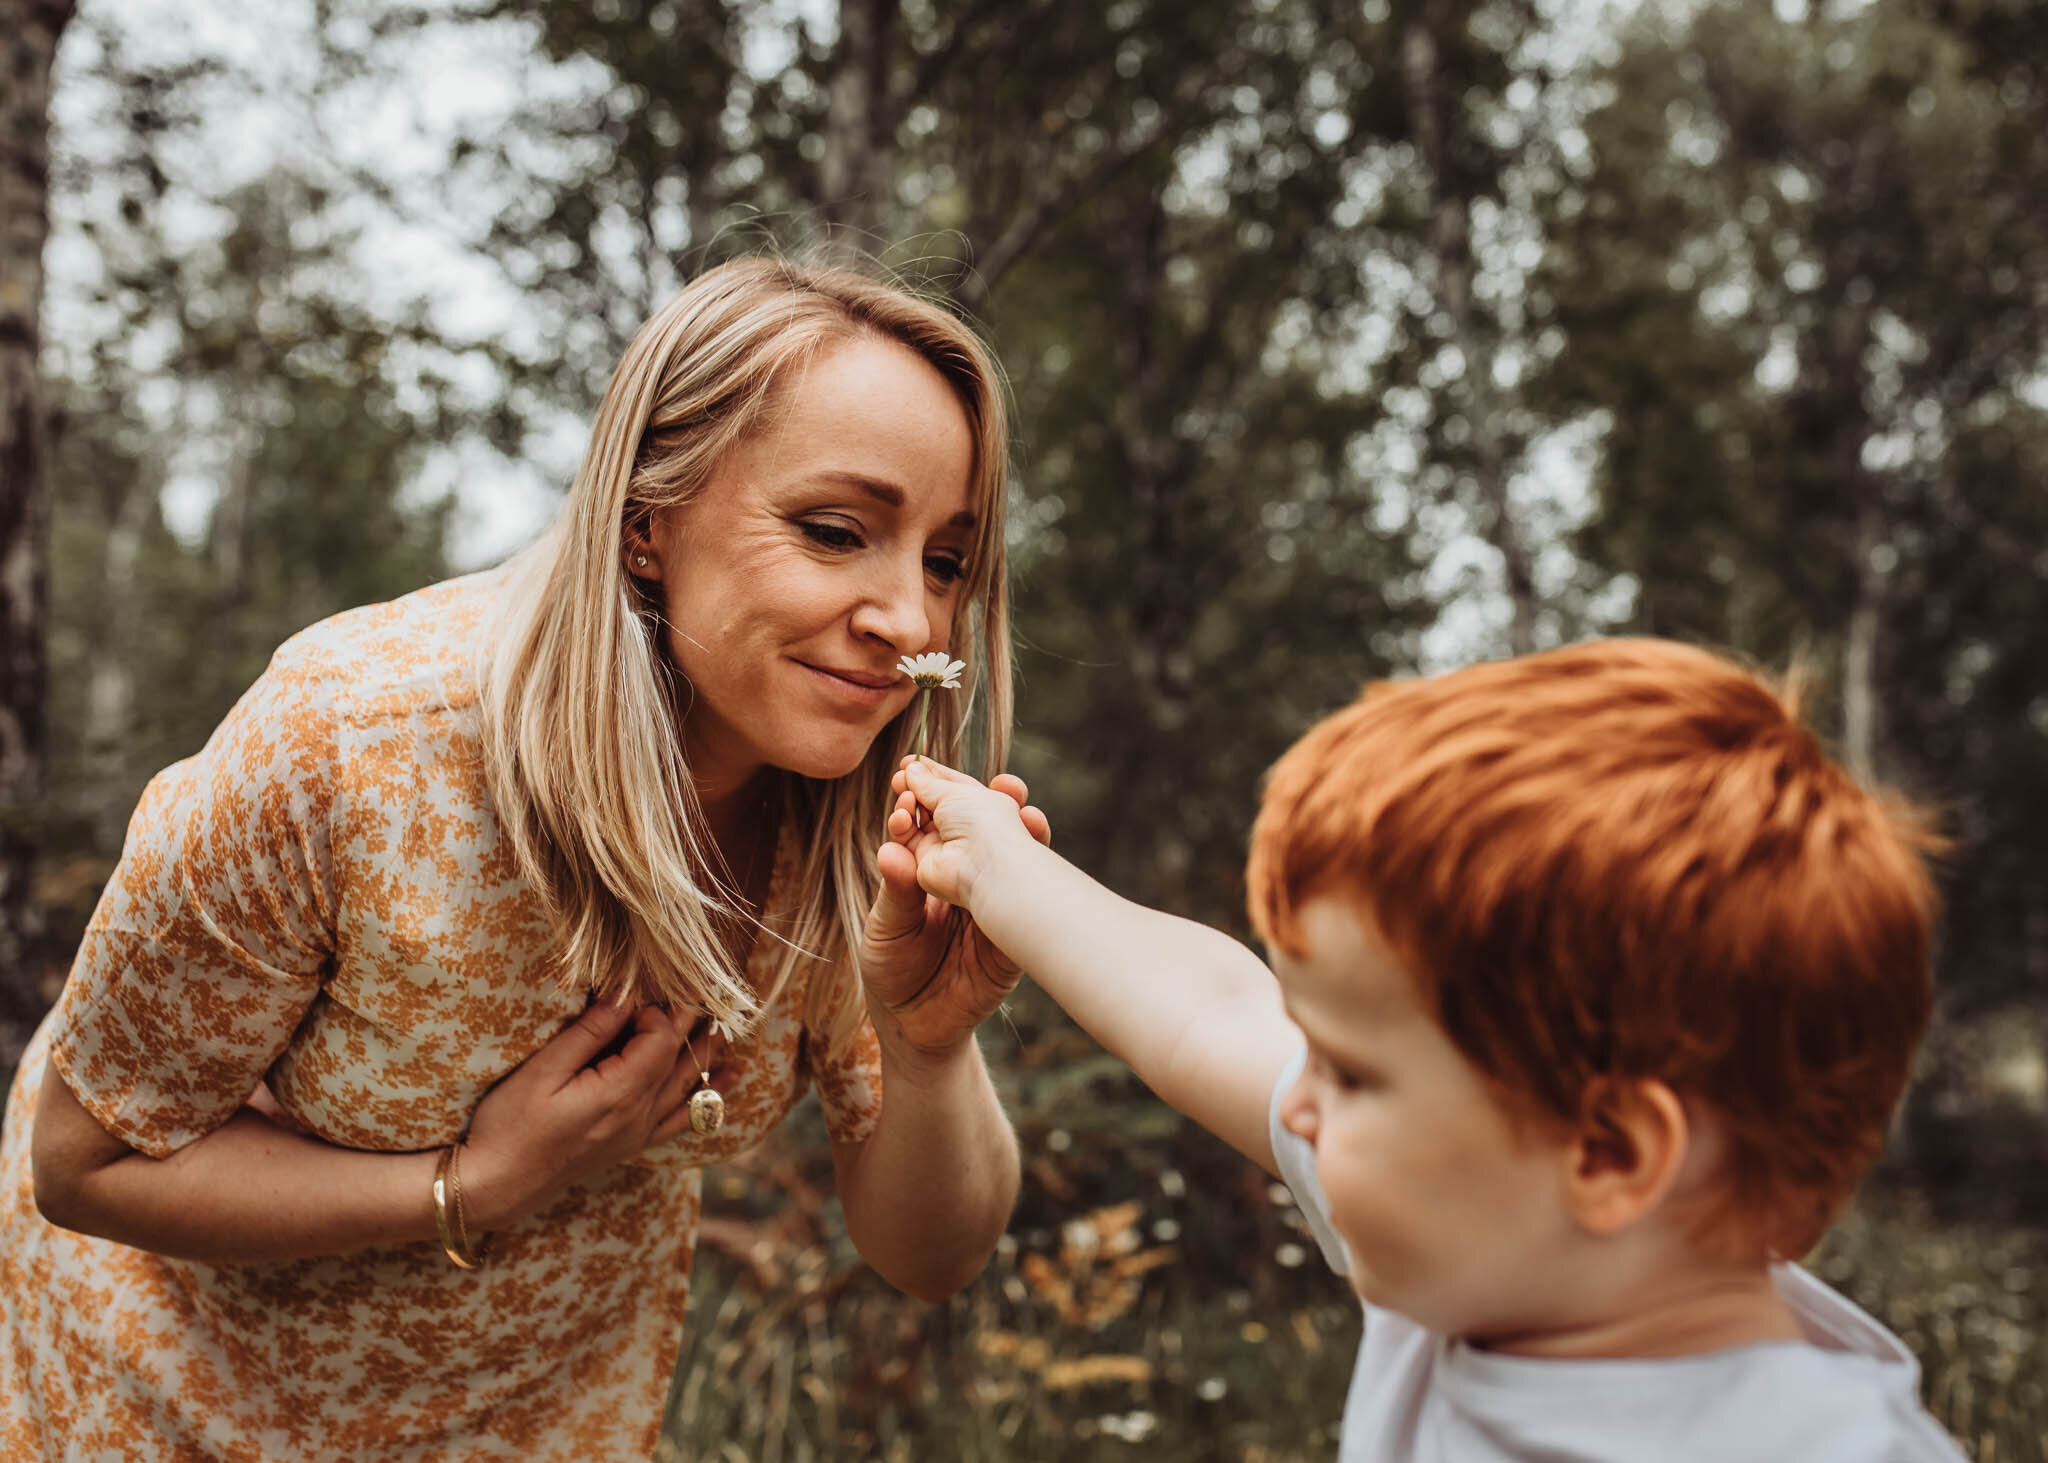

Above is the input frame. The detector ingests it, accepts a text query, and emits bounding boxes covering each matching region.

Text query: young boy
[877,638,1967,1461]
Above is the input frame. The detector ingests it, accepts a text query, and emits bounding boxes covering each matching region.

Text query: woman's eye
[799,519,864,551]
[925,553,967,586]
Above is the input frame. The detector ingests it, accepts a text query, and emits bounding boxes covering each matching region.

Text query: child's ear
[1561,1078,1689,1237]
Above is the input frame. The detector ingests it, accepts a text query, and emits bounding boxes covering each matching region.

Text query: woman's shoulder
[262,568,509,724]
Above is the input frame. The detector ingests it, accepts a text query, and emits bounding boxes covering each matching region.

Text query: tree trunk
[1841,487,1881,783]
[1108,194,1199,913]
[0,0,78,1068]
[84,475,156,852]
[1402,15,1536,655]
[817,0,897,252]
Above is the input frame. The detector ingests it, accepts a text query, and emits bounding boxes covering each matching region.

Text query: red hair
[1246,638,1941,1258]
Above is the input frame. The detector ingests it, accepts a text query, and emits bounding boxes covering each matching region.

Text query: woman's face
[636,332,979,800]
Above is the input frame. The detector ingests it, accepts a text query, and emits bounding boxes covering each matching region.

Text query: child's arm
[884,758,1300,1174]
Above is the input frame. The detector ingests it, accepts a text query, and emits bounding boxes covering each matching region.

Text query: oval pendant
[689,1086,726,1135]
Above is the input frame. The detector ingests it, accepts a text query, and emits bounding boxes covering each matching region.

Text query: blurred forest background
[1,0,2043,1458]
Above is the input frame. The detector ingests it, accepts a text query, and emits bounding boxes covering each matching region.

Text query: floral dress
[0,572,882,1462]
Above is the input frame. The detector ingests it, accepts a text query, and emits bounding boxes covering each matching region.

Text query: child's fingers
[988,772,1030,806]
[1021,804,1052,846]
[903,755,979,785]
[901,758,964,804]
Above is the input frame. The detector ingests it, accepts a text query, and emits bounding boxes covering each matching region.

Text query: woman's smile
[796,658,905,707]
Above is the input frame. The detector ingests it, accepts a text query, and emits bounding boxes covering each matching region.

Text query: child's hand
[858,758,1051,1062]
[881,756,1050,913]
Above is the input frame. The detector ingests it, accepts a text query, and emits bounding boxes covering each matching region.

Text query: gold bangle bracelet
[449,1142,489,1267]
[432,1145,482,1271]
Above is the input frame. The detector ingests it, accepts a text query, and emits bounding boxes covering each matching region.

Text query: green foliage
[1531,0,2048,1026]
[38,148,455,949]
[1811,1198,2047,1463]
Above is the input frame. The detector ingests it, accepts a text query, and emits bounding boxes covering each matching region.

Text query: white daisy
[897,652,966,690]
[897,654,965,765]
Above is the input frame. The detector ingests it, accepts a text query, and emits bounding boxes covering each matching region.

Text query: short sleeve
[1269,1043,1352,1277]
[807,1006,883,1148]
[48,654,339,1157]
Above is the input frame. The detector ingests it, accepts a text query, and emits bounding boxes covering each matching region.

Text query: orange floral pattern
[0,572,882,1462]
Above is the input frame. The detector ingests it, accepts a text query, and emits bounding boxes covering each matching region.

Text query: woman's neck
[697,768,778,905]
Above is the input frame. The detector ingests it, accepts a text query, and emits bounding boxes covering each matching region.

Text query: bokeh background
[1,0,2042,1458]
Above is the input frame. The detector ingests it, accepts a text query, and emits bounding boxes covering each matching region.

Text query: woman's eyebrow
[807,471,977,529]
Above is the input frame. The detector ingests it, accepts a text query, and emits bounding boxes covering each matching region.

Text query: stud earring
[634,553,650,569]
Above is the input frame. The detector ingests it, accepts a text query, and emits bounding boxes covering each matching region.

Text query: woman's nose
[851,554,934,651]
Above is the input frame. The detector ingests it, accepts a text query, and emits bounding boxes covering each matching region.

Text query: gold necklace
[682,1025,725,1135]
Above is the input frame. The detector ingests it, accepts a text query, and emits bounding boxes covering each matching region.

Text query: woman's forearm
[833,1031,1019,1302]
[32,1064,446,1264]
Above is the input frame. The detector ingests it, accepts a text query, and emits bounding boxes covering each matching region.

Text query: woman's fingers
[987,773,1052,846]
[522,998,635,1089]
[579,1005,682,1111]
[886,791,922,843]
[877,835,921,893]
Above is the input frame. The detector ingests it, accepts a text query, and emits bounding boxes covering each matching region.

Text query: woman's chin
[771,741,887,785]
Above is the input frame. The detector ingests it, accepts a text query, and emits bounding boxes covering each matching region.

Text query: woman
[1,256,1041,1460]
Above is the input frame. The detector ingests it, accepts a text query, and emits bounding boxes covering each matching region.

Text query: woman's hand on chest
[458,1000,720,1230]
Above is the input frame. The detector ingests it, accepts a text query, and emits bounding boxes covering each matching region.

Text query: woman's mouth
[797,661,898,705]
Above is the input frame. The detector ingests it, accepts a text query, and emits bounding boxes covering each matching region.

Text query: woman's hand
[858,760,1051,1066]
[460,1000,722,1230]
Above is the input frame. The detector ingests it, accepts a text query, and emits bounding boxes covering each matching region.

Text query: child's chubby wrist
[952,821,1053,924]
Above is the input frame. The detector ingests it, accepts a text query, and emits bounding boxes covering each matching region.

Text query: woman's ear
[1561,1078,1690,1237]
[624,529,662,582]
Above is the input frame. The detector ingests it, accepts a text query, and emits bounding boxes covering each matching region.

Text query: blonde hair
[478,256,1013,1050]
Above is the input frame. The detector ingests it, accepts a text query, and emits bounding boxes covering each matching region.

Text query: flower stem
[915,691,930,760]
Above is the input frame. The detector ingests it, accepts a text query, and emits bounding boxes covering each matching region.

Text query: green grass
[661,1212,1359,1463]
[1810,1197,2046,1463]
[662,1115,2046,1463]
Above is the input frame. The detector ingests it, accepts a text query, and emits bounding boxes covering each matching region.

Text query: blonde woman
[2,257,1040,1460]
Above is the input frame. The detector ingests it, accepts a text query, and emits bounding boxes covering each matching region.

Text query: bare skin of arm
[31,999,706,1264]
[884,757,1300,1175]
[829,770,1046,1301]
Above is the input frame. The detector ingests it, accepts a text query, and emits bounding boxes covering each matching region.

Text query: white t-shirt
[1268,1050,1971,1463]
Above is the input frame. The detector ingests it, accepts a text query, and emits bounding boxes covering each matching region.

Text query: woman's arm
[31,1000,702,1263]
[828,1021,1019,1303]
[830,776,1047,1300]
